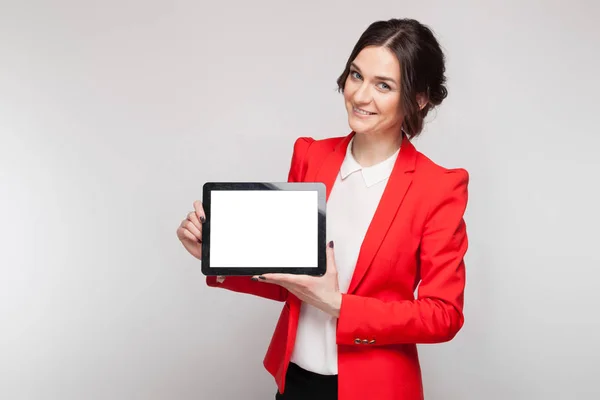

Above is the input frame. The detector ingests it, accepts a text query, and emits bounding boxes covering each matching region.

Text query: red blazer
[207,131,469,400]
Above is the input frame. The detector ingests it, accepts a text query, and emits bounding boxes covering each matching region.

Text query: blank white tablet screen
[210,190,318,268]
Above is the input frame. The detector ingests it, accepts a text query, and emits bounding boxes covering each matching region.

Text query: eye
[378,82,391,91]
[350,70,362,80]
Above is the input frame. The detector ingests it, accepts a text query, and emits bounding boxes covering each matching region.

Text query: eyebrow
[350,62,398,85]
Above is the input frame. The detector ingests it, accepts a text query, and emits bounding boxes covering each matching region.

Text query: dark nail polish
[258,276,267,280]
[251,277,258,281]
[329,240,334,248]
[200,216,206,223]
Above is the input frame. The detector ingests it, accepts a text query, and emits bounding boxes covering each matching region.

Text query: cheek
[343,93,351,105]
[379,99,402,121]
[343,87,354,104]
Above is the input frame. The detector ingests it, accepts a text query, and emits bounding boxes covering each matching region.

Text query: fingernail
[200,216,206,223]
[258,276,267,280]
[251,277,258,281]
[329,240,334,248]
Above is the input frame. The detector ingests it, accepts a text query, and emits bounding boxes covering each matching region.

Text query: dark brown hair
[337,18,448,138]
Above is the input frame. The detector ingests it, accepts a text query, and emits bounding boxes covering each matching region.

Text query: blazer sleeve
[336,168,469,345]
[205,136,315,301]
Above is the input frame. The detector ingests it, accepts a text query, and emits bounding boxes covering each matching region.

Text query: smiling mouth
[353,106,376,116]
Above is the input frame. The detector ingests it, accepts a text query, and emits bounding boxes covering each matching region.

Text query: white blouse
[289,137,400,375]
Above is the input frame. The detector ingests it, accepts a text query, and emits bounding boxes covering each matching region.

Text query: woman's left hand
[254,241,341,318]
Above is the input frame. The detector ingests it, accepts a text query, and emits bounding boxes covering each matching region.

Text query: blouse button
[354,338,361,344]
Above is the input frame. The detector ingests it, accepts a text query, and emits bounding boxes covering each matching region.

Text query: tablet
[201,182,327,276]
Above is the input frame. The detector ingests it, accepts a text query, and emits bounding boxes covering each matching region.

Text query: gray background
[1,0,599,399]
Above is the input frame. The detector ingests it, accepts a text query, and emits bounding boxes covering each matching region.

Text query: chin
[348,118,375,135]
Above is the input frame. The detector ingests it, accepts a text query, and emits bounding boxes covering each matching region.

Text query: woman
[177,18,469,400]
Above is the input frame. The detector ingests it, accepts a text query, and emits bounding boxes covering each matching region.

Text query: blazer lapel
[346,134,417,293]
[306,132,354,200]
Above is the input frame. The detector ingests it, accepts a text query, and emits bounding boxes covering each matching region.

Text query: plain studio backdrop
[1,0,599,399]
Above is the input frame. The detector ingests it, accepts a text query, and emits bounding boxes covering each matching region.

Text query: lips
[353,106,376,116]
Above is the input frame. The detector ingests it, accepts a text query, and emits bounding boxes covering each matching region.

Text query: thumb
[326,240,337,274]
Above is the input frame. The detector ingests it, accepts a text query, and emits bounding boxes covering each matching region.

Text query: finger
[251,275,275,283]
[187,211,202,231]
[260,273,311,286]
[326,240,337,274]
[217,276,226,283]
[181,228,198,243]
[252,274,281,284]
[253,277,291,290]
[258,273,289,283]
[193,200,206,224]
[182,220,202,241]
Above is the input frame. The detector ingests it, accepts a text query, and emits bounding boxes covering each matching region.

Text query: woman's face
[343,46,404,137]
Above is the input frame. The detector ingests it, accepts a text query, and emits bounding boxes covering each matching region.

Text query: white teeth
[354,107,375,115]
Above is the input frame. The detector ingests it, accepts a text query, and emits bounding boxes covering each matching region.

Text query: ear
[416,93,428,111]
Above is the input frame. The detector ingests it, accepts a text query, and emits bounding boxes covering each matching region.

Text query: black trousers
[275,362,338,400]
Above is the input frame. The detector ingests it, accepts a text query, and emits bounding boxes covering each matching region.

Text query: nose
[352,81,372,105]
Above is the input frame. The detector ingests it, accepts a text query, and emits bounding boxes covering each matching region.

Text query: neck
[351,130,403,168]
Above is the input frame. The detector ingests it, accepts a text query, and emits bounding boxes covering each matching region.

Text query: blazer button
[362,339,369,344]
[354,338,361,344]
[369,339,376,344]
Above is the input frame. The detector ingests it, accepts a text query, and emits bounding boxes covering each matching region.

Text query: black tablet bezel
[201,182,327,276]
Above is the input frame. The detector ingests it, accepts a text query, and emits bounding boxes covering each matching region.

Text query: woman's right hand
[177,201,225,283]
[177,200,205,260]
